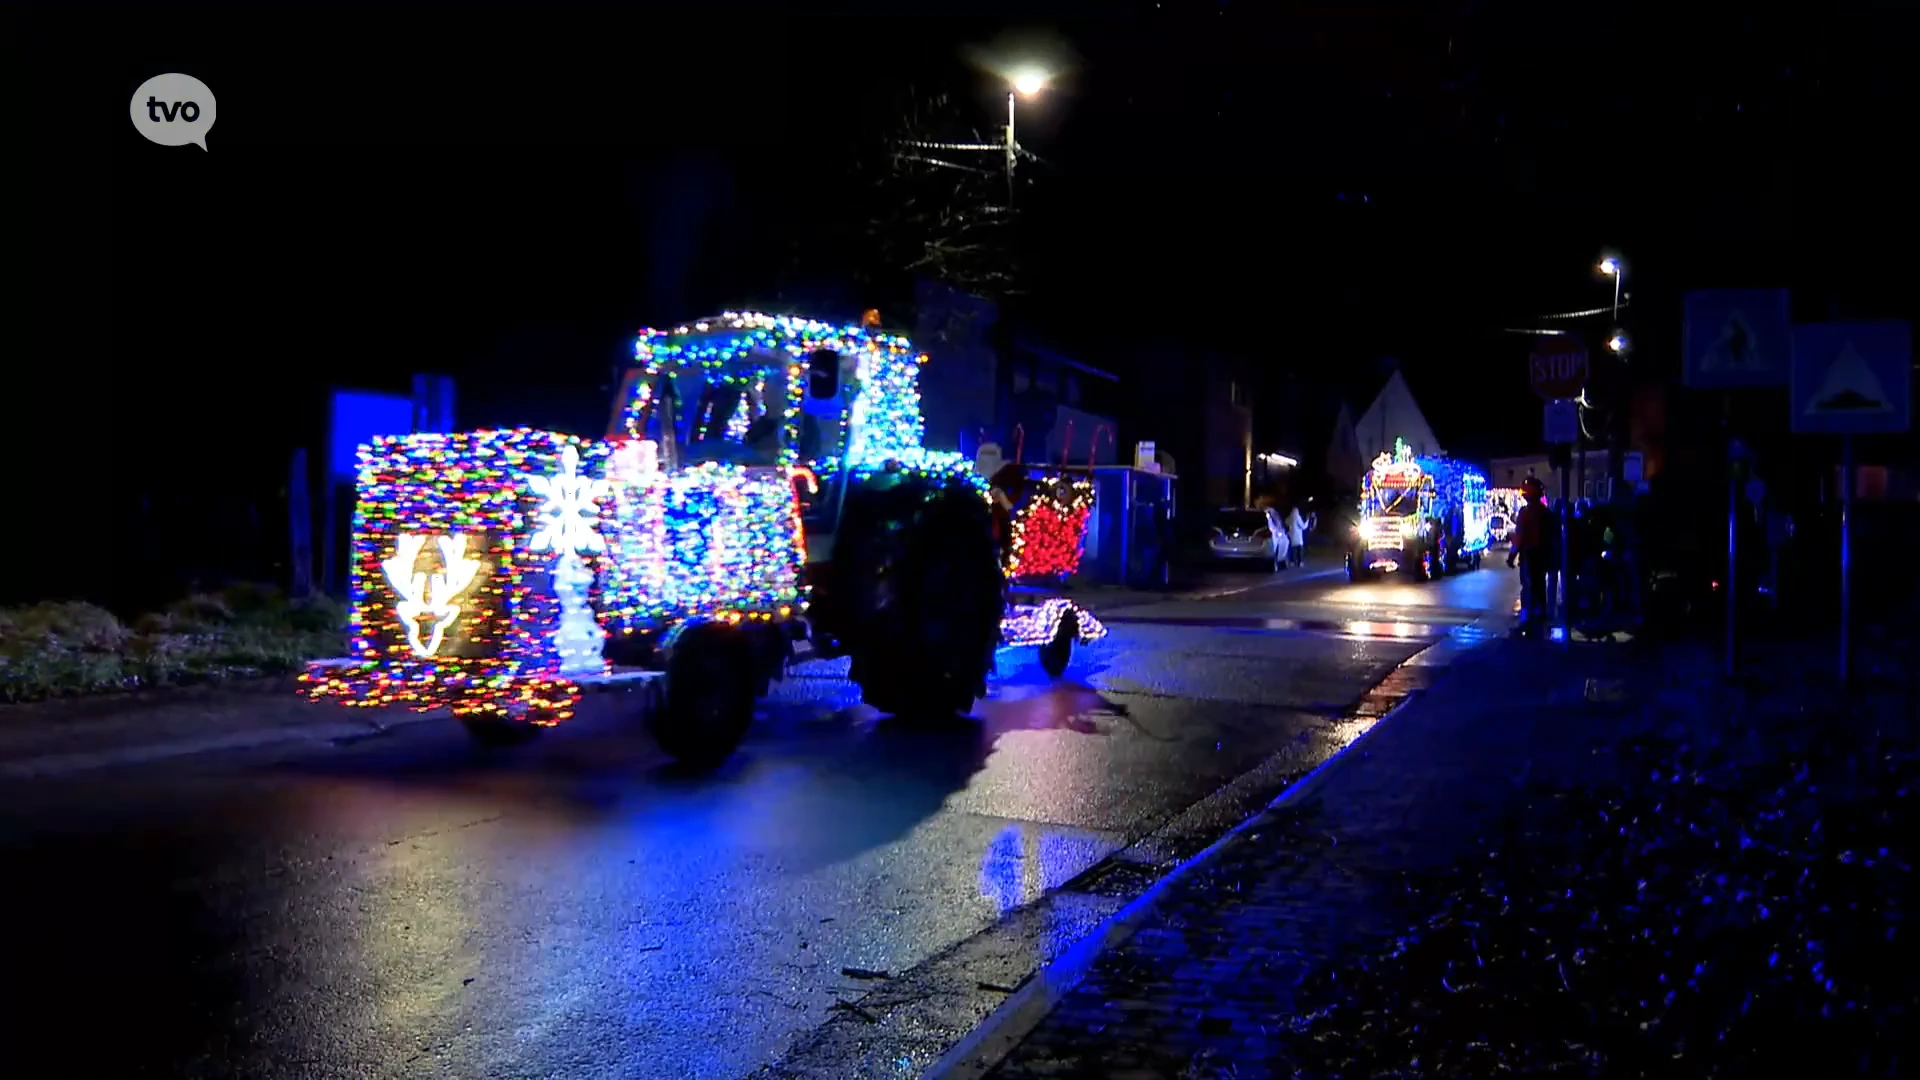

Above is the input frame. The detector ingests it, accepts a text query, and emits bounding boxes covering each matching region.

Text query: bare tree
[861,88,1036,302]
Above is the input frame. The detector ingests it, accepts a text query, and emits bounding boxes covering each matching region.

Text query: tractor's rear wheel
[834,472,1004,719]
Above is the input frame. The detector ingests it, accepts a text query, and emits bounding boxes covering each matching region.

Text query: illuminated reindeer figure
[381,533,484,658]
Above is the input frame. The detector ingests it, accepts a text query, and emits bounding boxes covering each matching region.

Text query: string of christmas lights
[590,460,805,634]
[1001,597,1108,648]
[300,429,615,720]
[622,312,930,469]
[1003,472,1096,580]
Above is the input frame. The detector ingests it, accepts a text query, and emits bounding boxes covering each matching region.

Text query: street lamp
[1594,257,1629,503]
[1004,71,1048,202]
[891,70,1049,205]
[1598,254,1624,321]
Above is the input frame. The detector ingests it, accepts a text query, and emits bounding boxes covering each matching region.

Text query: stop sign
[1530,334,1590,400]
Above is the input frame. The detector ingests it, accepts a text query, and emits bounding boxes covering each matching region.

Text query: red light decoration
[1004,475,1095,580]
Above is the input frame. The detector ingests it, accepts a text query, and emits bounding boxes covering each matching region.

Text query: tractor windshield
[628,364,790,469]
[1368,478,1424,518]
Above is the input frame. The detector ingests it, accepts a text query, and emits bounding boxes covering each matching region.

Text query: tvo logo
[130,73,216,150]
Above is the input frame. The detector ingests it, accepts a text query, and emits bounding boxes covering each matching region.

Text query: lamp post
[1599,255,1623,321]
[1008,72,1045,187]
[894,71,1048,205]
[1598,254,1628,502]
[1005,71,1047,202]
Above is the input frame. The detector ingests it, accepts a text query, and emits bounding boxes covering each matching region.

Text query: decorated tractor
[1346,437,1492,582]
[302,311,1105,765]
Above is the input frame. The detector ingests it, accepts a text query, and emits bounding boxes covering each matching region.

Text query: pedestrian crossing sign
[1684,288,1791,388]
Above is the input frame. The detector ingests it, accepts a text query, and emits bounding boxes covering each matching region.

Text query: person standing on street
[1508,476,1555,635]
[1284,503,1307,568]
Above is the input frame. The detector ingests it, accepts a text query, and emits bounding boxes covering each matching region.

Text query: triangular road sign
[1806,341,1893,414]
[1791,320,1912,434]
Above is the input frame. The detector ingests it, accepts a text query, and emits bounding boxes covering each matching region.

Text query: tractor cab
[605,312,929,563]
[607,344,833,471]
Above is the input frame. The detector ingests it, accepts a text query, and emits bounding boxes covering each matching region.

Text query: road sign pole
[1725,451,1737,677]
[1559,463,1572,643]
[1723,398,1738,678]
[1575,425,1586,504]
[1789,320,1911,688]
[1840,433,1853,688]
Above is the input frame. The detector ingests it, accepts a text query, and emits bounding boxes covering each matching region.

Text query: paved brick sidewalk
[961,635,1702,1079]
[954,624,1917,1079]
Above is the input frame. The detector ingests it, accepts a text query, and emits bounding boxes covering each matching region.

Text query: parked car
[1209,507,1288,570]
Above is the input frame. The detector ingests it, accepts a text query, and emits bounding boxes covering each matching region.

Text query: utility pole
[1600,255,1629,500]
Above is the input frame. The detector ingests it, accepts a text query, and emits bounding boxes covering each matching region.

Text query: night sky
[5,2,1915,603]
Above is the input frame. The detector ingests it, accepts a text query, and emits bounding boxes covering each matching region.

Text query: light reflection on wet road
[0,566,1516,1079]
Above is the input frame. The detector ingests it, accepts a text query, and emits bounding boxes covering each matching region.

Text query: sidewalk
[945,629,1917,1078]
[0,676,438,778]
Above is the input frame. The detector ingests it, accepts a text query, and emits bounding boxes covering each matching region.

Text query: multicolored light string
[300,429,612,722]
[623,312,931,468]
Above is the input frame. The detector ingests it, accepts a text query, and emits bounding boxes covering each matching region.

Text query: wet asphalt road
[1,563,1516,1079]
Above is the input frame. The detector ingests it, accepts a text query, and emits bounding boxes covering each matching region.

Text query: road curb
[921,626,1488,1080]
[0,710,444,779]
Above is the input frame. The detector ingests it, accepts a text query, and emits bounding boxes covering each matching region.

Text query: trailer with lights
[302,311,1104,765]
[1487,486,1526,544]
[1346,438,1492,582]
[987,463,1106,677]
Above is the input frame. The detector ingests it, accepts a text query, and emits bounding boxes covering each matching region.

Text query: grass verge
[1,585,346,703]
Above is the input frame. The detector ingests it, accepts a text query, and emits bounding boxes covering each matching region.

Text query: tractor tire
[834,471,1004,719]
[646,620,756,766]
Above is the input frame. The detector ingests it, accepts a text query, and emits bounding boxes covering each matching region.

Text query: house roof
[1339,361,1465,457]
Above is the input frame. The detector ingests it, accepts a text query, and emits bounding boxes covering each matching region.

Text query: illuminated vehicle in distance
[1489,514,1511,544]
[1346,438,1492,582]
[302,311,1104,766]
[1208,506,1289,570]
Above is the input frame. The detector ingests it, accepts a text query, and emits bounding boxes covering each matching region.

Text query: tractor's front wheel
[647,620,756,766]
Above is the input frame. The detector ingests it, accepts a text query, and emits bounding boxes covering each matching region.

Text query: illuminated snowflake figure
[524,443,611,555]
